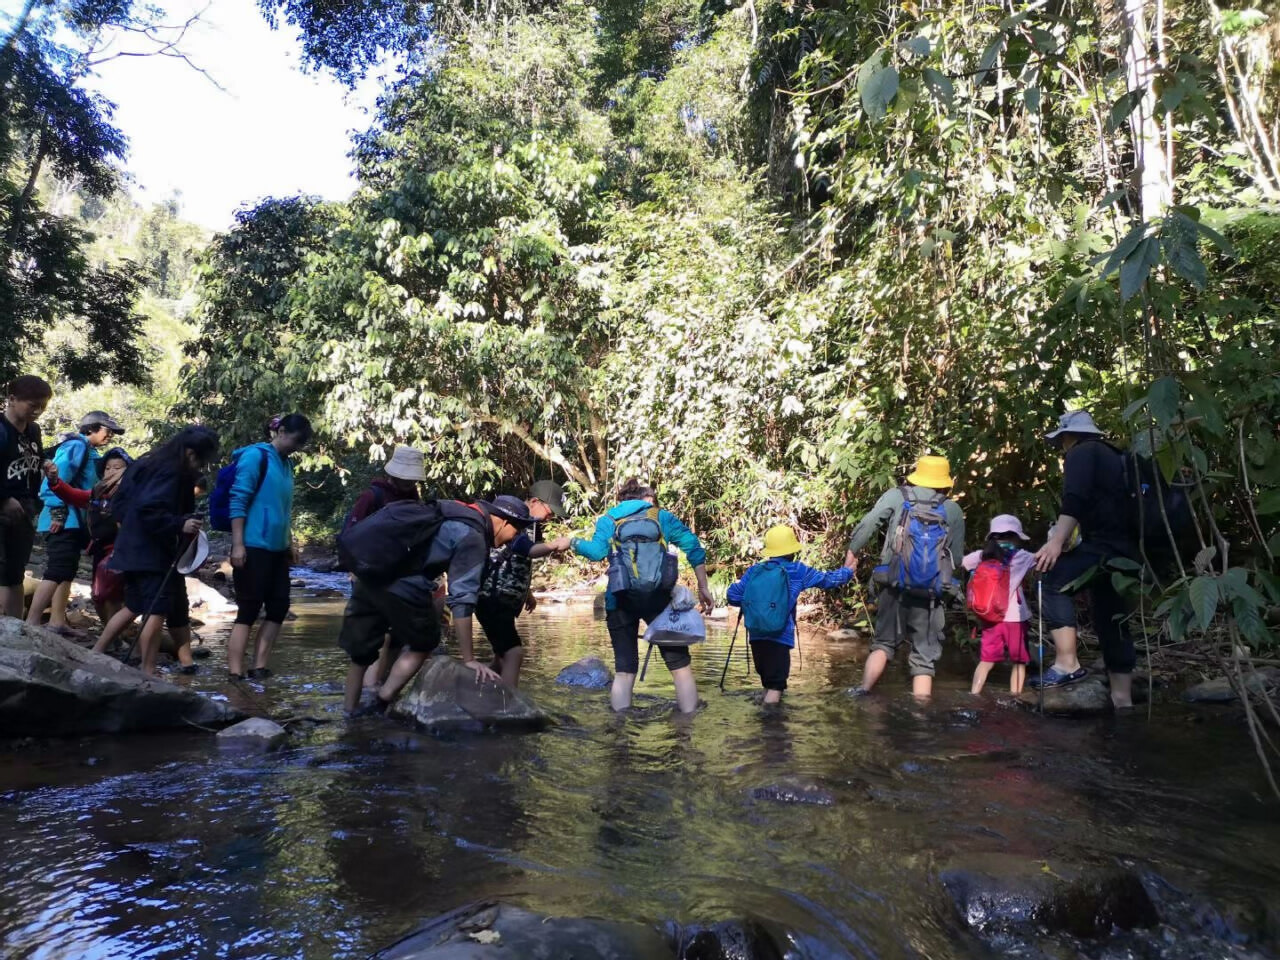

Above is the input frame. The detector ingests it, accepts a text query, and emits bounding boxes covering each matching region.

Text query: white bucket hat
[384,445,426,482]
[988,515,1030,541]
[177,530,210,575]
[1046,409,1105,441]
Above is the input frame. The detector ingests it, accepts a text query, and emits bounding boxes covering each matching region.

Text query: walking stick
[123,533,192,668]
[1037,578,1045,713]
[639,640,655,682]
[719,612,743,691]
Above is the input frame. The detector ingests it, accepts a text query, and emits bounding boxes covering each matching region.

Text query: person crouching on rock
[339,499,528,716]
[475,493,571,688]
[97,426,219,678]
[561,478,714,714]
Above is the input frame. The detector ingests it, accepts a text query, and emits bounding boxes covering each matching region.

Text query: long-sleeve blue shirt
[228,442,294,552]
[572,500,707,611]
[727,560,853,648]
[37,436,100,532]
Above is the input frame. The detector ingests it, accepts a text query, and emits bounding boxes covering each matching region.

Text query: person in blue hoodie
[559,478,713,714]
[226,413,312,680]
[25,410,124,635]
[726,525,854,704]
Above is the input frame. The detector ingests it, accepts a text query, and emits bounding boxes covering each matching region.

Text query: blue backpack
[607,506,678,598]
[209,446,269,532]
[741,560,792,638]
[887,486,953,599]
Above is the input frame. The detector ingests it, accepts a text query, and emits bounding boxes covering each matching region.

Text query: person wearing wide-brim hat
[724,524,854,704]
[844,454,966,698]
[1032,409,1138,708]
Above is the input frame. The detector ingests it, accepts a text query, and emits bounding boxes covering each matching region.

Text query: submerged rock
[940,853,1158,938]
[390,655,549,733]
[555,656,613,689]
[0,618,240,736]
[216,717,287,750]
[1183,668,1278,704]
[372,901,672,959]
[825,628,860,642]
[674,918,789,960]
[1018,676,1112,715]
[749,776,836,807]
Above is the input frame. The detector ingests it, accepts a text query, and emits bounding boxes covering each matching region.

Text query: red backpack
[967,558,1011,624]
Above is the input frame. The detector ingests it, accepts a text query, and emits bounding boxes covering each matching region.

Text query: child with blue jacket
[726,525,854,703]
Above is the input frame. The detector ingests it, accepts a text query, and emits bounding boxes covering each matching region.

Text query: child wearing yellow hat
[725,525,854,703]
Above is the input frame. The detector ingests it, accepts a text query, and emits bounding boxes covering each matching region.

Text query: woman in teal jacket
[557,478,713,714]
[227,413,312,680]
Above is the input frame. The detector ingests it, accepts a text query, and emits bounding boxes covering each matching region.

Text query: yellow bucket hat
[761,524,803,559]
[905,455,954,489]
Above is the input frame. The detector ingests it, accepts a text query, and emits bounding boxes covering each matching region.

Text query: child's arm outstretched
[798,563,853,592]
[725,576,746,607]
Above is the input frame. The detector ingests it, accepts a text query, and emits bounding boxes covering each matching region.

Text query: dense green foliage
[181,1,1278,656]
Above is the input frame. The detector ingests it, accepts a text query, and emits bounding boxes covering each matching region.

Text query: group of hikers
[3,371,1149,715]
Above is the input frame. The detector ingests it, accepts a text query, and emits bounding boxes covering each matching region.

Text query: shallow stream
[1,585,1277,959]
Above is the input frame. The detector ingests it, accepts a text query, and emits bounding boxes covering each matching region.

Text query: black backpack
[1121,451,1195,567]
[337,500,446,585]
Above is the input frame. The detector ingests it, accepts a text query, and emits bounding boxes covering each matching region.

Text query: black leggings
[1041,544,1135,674]
[232,547,291,625]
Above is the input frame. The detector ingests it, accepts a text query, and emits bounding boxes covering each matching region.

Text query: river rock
[826,628,860,641]
[389,655,549,732]
[216,717,287,750]
[372,901,672,959]
[1183,668,1279,704]
[185,577,237,617]
[674,918,791,960]
[940,853,1158,938]
[749,776,836,806]
[0,618,240,736]
[555,656,612,689]
[1018,676,1112,715]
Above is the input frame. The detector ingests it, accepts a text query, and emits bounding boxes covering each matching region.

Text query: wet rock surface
[390,655,549,732]
[749,776,836,806]
[1183,668,1279,703]
[0,618,240,736]
[940,853,1159,938]
[555,656,613,689]
[1018,676,1113,715]
[372,901,673,959]
[672,918,790,960]
[216,717,287,750]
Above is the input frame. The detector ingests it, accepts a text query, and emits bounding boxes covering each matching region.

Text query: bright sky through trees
[78,0,375,229]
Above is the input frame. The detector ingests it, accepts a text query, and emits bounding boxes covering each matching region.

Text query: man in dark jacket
[340,499,531,714]
[1033,410,1137,708]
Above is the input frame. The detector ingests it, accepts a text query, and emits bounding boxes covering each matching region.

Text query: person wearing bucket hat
[1032,409,1139,707]
[343,446,427,535]
[845,454,966,698]
[26,408,125,635]
[474,494,572,688]
[961,515,1036,694]
[725,524,854,703]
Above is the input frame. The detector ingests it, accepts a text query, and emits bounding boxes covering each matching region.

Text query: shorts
[750,639,791,691]
[339,578,441,667]
[41,526,90,583]
[476,603,523,657]
[606,592,691,674]
[1041,544,1135,674]
[979,621,1029,664]
[870,585,944,677]
[232,547,291,625]
[124,571,191,629]
[0,498,37,587]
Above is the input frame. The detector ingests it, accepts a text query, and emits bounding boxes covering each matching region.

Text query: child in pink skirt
[963,515,1036,694]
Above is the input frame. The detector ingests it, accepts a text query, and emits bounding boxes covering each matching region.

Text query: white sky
[41,0,378,230]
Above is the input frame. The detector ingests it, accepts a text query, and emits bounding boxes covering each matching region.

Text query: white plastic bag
[668,584,696,612]
[643,603,707,646]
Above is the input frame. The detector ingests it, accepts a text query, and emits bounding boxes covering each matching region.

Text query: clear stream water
[1,584,1277,959]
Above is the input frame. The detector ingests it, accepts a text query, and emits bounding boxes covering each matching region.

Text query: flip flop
[1029,665,1089,689]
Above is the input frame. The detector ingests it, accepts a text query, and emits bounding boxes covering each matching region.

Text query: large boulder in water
[555,656,612,689]
[390,655,549,732]
[1018,676,1113,715]
[371,901,672,959]
[0,618,240,736]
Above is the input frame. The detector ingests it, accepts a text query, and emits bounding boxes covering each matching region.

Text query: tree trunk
[1120,0,1173,219]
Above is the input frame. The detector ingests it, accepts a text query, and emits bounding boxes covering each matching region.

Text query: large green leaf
[1188,575,1219,631]
[1147,377,1181,428]
[858,55,899,121]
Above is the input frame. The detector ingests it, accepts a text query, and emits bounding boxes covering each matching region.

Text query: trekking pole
[122,532,192,668]
[639,641,655,682]
[719,612,742,691]
[1037,579,1045,713]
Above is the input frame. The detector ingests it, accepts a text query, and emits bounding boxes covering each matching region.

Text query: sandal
[1029,666,1089,689]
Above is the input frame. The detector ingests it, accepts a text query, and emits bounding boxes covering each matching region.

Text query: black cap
[489,495,533,527]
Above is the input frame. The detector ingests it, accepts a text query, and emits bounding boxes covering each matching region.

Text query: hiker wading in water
[562,478,713,714]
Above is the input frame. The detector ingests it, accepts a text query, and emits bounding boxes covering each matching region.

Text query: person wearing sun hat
[344,445,427,532]
[725,524,855,703]
[962,514,1037,694]
[845,454,966,698]
[1032,409,1138,708]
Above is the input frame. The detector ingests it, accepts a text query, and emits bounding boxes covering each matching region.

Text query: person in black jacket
[1033,410,1137,708]
[95,426,219,677]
